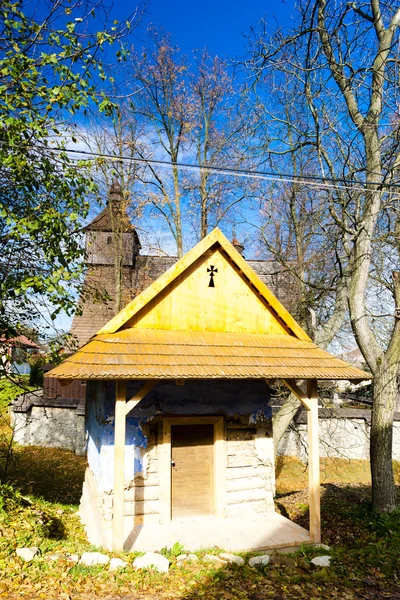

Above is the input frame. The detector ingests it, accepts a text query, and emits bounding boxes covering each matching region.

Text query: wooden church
[47,227,371,553]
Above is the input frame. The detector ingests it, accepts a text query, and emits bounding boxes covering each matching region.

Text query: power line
[4,141,400,194]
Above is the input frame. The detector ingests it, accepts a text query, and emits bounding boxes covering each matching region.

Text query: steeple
[232,237,245,257]
[85,183,141,266]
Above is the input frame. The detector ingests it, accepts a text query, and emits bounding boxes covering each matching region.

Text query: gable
[124,245,290,335]
[97,229,310,342]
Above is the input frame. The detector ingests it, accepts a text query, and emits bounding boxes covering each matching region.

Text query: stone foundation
[11,394,86,455]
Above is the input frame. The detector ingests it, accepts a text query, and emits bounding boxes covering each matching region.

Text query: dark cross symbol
[207,265,218,288]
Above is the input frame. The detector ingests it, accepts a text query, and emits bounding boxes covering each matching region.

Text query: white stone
[109,557,128,572]
[187,553,199,562]
[249,554,270,568]
[177,553,199,564]
[66,554,79,563]
[16,547,39,562]
[311,555,331,567]
[79,552,110,566]
[220,553,245,566]
[133,552,169,573]
[313,544,331,552]
[176,554,188,563]
[47,554,63,561]
[203,554,224,566]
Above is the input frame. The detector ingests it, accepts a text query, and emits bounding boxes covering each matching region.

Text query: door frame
[160,416,225,523]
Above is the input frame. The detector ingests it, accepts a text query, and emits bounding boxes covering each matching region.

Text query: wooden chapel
[47,229,371,552]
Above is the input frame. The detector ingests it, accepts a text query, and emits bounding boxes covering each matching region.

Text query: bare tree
[187,51,256,240]
[247,0,400,511]
[126,29,192,257]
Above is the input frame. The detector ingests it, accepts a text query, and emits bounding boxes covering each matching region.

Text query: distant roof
[0,335,40,349]
[47,329,372,381]
[84,182,140,238]
[12,391,83,412]
[85,204,138,233]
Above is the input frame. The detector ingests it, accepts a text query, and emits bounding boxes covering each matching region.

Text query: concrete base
[125,513,311,553]
[80,469,311,553]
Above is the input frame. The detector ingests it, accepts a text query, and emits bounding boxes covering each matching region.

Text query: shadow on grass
[1,444,86,505]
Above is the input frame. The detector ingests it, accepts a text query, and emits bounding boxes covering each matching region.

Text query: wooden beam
[307,379,321,544]
[282,379,313,410]
[113,380,126,551]
[160,419,172,525]
[125,380,156,416]
[214,417,226,518]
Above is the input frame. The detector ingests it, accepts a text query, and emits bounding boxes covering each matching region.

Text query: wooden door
[171,424,214,519]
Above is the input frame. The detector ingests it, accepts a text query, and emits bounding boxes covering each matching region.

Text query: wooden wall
[98,417,275,527]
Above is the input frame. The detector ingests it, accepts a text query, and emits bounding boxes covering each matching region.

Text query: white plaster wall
[11,406,84,453]
[11,412,30,445]
[278,417,400,461]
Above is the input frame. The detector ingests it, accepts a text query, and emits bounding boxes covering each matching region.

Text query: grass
[1,441,400,599]
[0,375,38,414]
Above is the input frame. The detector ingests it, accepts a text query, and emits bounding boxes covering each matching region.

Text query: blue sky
[52,0,298,335]
[119,0,296,58]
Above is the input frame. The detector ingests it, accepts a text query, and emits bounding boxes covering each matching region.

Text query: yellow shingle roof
[48,329,371,381]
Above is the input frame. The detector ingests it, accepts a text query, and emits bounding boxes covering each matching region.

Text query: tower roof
[85,182,138,234]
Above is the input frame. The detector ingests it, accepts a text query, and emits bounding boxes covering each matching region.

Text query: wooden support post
[282,378,321,543]
[125,380,157,416]
[113,380,126,551]
[282,378,312,410]
[307,379,321,544]
[160,419,172,525]
[214,417,226,518]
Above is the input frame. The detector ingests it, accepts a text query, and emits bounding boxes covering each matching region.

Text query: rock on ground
[177,554,188,563]
[66,554,79,563]
[109,557,128,572]
[219,553,245,566]
[311,555,331,567]
[16,547,39,562]
[249,554,271,568]
[80,552,110,566]
[313,543,331,552]
[188,553,199,562]
[203,554,225,566]
[177,553,199,563]
[133,552,169,573]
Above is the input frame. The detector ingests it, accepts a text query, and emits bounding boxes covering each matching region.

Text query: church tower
[70,183,142,346]
[84,181,141,266]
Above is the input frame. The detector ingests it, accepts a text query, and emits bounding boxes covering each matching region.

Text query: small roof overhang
[47,329,372,382]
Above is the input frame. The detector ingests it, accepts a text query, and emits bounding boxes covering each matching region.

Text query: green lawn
[0,375,39,413]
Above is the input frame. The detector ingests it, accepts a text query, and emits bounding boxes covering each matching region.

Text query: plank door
[171,424,214,519]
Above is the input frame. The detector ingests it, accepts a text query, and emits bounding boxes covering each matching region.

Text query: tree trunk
[370,358,398,512]
[172,163,183,258]
[272,392,301,455]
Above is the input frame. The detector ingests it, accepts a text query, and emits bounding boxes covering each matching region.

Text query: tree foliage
[0,0,142,338]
